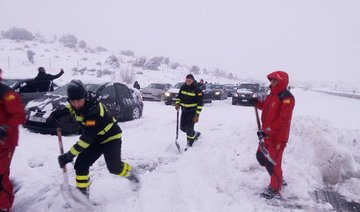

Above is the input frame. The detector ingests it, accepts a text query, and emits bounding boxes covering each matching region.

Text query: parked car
[164,82,212,105]
[3,78,59,105]
[232,83,268,106]
[23,82,143,135]
[225,84,238,97]
[140,83,172,101]
[211,84,228,100]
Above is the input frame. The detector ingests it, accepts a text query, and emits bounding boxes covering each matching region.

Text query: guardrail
[311,89,360,100]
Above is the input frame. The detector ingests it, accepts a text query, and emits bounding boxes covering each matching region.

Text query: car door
[16,80,51,105]
[114,83,136,121]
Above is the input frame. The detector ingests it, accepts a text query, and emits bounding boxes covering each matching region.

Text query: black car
[24,82,144,135]
[232,83,268,106]
[225,84,238,97]
[163,82,212,105]
[211,84,228,100]
[3,78,59,105]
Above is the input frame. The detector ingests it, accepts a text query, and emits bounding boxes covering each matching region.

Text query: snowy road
[11,88,360,212]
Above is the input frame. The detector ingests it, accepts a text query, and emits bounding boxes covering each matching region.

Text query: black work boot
[282,179,288,187]
[194,132,201,141]
[260,187,280,199]
[126,168,140,192]
[0,209,10,212]
[78,187,90,199]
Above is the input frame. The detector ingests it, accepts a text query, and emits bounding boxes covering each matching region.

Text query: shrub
[120,50,135,57]
[26,50,35,64]
[79,40,87,48]
[3,27,34,41]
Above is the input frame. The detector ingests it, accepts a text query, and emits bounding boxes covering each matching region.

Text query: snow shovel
[254,107,276,165]
[56,128,95,210]
[175,110,181,153]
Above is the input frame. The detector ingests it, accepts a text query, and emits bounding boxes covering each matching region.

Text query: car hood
[237,88,254,94]
[167,88,180,94]
[212,89,223,92]
[141,88,164,93]
[26,94,68,118]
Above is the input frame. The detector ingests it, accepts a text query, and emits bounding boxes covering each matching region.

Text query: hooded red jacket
[0,83,26,148]
[256,71,295,143]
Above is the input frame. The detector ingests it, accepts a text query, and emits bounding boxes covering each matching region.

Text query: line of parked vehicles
[2,78,268,135]
[139,81,269,106]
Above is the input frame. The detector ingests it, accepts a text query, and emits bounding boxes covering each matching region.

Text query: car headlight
[215,92,221,95]
[252,93,258,98]
[233,93,239,97]
[165,92,171,97]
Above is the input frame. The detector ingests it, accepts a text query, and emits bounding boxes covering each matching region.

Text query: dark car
[225,84,238,97]
[211,84,228,100]
[23,82,144,135]
[140,83,172,101]
[3,78,59,105]
[163,82,212,105]
[232,83,268,106]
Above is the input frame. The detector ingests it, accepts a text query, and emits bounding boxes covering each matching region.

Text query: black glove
[0,125,8,140]
[257,130,268,140]
[58,152,74,168]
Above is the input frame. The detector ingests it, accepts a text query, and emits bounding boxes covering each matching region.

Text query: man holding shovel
[49,80,140,198]
[254,71,295,199]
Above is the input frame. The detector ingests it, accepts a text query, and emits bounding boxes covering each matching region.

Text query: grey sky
[1,0,360,82]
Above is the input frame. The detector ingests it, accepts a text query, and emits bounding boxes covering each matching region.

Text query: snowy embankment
[11,88,360,212]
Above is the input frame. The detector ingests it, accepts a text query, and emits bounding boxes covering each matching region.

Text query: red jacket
[0,83,26,148]
[256,71,295,144]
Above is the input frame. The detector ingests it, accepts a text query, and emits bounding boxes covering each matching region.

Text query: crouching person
[49,80,140,197]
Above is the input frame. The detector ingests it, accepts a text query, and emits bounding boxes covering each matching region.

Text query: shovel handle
[56,128,67,173]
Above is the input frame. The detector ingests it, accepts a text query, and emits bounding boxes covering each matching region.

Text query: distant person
[133,81,140,90]
[0,68,26,212]
[254,71,295,199]
[198,79,205,90]
[175,74,203,149]
[34,67,64,82]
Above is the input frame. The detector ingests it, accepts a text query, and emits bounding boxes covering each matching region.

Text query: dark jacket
[176,82,203,115]
[34,70,64,82]
[0,83,26,148]
[50,92,122,157]
[256,71,295,143]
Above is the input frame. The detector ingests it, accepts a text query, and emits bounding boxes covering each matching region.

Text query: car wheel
[132,107,141,119]
[232,99,237,105]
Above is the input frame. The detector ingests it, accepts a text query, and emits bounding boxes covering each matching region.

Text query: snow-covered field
[10,88,360,212]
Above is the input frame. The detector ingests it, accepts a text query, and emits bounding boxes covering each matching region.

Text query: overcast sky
[1,0,360,82]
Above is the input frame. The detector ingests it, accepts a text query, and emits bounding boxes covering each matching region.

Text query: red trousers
[256,142,286,192]
[0,147,15,210]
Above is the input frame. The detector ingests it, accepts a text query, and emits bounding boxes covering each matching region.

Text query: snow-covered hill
[0,36,238,87]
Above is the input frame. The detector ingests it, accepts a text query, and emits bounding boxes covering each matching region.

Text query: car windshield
[51,83,101,96]
[147,83,166,90]
[212,85,224,89]
[174,82,184,89]
[2,79,21,87]
[238,84,259,91]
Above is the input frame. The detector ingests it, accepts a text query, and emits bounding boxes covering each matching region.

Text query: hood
[267,71,289,94]
[26,94,68,118]
[167,88,180,93]
[141,87,164,93]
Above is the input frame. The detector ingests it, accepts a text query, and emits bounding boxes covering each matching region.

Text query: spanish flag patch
[198,92,202,96]
[283,99,291,104]
[5,94,16,101]
[86,120,96,127]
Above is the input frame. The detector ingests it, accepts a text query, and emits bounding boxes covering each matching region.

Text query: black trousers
[180,110,197,142]
[74,138,124,176]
